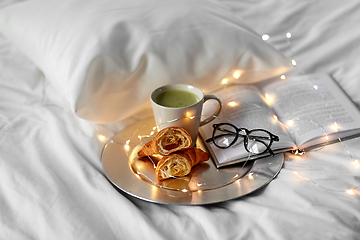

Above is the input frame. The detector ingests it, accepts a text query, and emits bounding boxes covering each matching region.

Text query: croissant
[137,126,192,158]
[155,148,209,180]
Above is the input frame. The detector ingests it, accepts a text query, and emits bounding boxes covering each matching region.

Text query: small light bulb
[264,93,273,104]
[346,189,355,195]
[248,172,254,180]
[262,34,270,41]
[182,189,188,193]
[186,112,195,119]
[281,75,286,80]
[292,59,297,66]
[286,32,292,38]
[98,135,106,141]
[313,85,318,90]
[221,78,228,84]
[352,160,359,167]
[228,101,237,107]
[124,144,130,151]
[273,115,278,121]
[287,120,294,126]
[233,71,241,79]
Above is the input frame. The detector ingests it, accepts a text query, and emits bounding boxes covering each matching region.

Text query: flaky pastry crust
[137,126,192,158]
[155,148,209,180]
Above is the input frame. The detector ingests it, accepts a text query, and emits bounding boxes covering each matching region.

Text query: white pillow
[0,0,292,123]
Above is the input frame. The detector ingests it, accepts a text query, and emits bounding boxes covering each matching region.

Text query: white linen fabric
[0,0,292,124]
[1,0,360,240]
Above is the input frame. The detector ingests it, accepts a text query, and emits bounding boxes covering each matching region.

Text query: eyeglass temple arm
[248,133,279,142]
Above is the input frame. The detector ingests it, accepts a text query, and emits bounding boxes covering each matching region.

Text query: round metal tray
[101,117,284,205]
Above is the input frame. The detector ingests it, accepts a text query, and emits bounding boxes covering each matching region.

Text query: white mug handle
[199,95,222,127]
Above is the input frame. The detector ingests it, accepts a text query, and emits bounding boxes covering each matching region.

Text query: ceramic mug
[151,84,222,146]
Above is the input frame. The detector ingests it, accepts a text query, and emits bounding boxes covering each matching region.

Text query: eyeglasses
[205,123,279,156]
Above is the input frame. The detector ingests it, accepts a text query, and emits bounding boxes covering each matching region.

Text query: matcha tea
[154,89,200,108]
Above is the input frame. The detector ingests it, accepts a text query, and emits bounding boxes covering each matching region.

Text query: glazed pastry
[155,148,209,180]
[137,126,192,158]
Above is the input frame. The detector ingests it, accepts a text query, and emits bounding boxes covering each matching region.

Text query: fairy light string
[217,32,359,195]
[259,32,359,194]
[95,31,359,196]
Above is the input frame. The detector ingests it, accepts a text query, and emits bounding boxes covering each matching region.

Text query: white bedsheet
[1,0,360,239]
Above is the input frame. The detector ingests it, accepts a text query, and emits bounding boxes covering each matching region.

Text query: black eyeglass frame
[205,123,280,156]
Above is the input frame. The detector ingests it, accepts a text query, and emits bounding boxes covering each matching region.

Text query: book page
[200,85,295,167]
[262,74,360,148]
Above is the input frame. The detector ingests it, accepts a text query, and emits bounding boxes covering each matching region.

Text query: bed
[1,0,360,239]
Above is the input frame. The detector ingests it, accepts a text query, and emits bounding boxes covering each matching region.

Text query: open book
[199,73,360,168]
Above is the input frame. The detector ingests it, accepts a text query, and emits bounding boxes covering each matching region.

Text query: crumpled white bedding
[1,0,360,239]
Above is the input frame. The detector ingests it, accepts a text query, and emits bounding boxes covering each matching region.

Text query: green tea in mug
[154,89,200,108]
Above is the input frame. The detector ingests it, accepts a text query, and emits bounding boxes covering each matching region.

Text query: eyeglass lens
[213,124,238,148]
[246,130,271,154]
